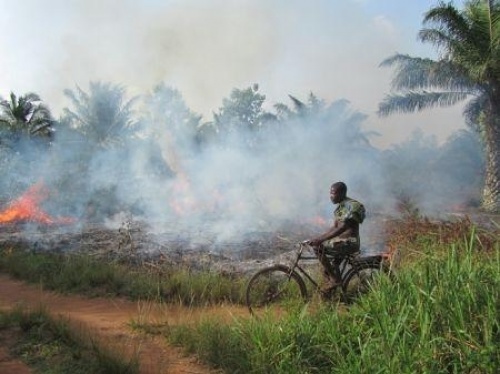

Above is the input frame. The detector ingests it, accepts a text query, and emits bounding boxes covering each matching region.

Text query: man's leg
[324,242,360,286]
[314,245,341,295]
[316,246,337,277]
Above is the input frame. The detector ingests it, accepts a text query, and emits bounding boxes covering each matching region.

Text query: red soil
[0,273,248,373]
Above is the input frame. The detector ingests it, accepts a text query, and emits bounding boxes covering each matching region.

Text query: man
[308,181,365,295]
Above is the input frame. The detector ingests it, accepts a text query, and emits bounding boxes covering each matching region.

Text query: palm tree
[62,81,138,149]
[275,93,377,148]
[378,0,500,211]
[0,92,54,143]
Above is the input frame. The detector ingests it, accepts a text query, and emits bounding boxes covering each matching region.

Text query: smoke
[0,0,481,252]
[0,82,385,241]
[0,0,467,147]
[0,80,484,254]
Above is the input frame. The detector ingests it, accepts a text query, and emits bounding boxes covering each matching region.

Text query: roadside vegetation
[0,216,499,373]
[0,246,246,306]
[139,219,500,373]
[0,307,138,374]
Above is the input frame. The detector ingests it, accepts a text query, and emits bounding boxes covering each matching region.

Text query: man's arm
[308,220,353,246]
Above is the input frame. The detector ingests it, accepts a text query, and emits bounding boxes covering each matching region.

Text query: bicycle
[246,241,392,317]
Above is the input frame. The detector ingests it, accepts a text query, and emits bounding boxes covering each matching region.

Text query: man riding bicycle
[307,181,366,297]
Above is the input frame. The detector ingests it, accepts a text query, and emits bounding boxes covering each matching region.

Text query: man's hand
[304,238,322,247]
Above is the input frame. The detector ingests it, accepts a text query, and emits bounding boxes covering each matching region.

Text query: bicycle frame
[286,243,381,293]
[245,242,391,315]
[288,248,320,290]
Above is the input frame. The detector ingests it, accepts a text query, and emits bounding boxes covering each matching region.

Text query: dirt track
[0,273,249,374]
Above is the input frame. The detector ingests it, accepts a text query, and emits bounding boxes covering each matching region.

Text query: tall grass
[0,247,246,305]
[162,235,500,373]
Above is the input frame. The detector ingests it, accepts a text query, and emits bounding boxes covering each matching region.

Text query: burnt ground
[0,219,322,273]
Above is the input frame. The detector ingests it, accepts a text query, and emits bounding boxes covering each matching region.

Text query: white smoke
[0,0,466,148]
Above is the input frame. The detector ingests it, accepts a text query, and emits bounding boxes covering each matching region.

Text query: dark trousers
[315,240,360,284]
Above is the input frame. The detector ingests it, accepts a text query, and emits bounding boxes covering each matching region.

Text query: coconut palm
[62,81,138,149]
[0,92,54,143]
[378,0,500,211]
[275,93,377,148]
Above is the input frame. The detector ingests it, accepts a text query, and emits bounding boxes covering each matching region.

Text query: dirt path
[0,273,249,374]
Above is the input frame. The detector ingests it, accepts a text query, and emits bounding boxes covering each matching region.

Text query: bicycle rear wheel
[246,264,307,318]
[341,260,389,303]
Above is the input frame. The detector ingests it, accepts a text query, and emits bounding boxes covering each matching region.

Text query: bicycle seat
[353,254,385,265]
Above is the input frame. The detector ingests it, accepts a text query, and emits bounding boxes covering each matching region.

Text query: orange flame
[168,175,225,216]
[0,182,76,225]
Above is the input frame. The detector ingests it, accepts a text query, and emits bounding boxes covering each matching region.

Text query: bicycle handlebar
[295,241,320,261]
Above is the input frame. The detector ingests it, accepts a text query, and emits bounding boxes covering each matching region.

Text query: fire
[0,182,76,225]
[168,175,225,216]
[169,174,198,215]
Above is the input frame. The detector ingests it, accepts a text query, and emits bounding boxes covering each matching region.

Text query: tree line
[1,0,496,216]
[0,80,484,217]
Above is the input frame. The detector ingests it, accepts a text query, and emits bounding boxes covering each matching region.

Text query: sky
[0,0,468,149]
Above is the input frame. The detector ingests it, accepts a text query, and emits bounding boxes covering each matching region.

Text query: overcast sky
[0,0,468,148]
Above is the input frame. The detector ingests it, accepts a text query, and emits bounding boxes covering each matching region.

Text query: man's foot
[320,279,341,300]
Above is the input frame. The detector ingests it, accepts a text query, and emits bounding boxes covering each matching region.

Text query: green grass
[0,247,247,305]
[150,235,500,373]
[0,307,139,374]
[1,221,498,373]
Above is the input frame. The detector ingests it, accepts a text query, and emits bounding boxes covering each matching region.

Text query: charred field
[0,218,319,275]
[1,210,498,275]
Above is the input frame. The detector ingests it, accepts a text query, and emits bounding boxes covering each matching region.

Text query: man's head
[330,181,347,204]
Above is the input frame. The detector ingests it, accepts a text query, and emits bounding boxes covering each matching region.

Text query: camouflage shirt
[334,197,366,225]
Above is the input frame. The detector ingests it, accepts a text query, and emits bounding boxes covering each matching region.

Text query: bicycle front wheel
[341,262,389,303]
[246,265,307,318]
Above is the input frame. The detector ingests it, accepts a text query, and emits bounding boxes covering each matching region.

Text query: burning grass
[0,182,76,225]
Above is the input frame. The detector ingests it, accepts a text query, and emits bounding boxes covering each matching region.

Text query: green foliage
[274,94,374,148]
[214,84,271,132]
[141,83,201,141]
[156,235,500,373]
[0,91,54,142]
[0,248,246,305]
[379,1,500,122]
[382,129,484,211]
[209,84,276,149]
[378,0,500,211]
[62,81,139,149]
[0,91,55,197]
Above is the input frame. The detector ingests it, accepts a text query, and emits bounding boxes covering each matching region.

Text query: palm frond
[380,53,476,91]
[462,94,487,131]
[288,95,306,114]
[378,91,469,117]
[422,2,469,42]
